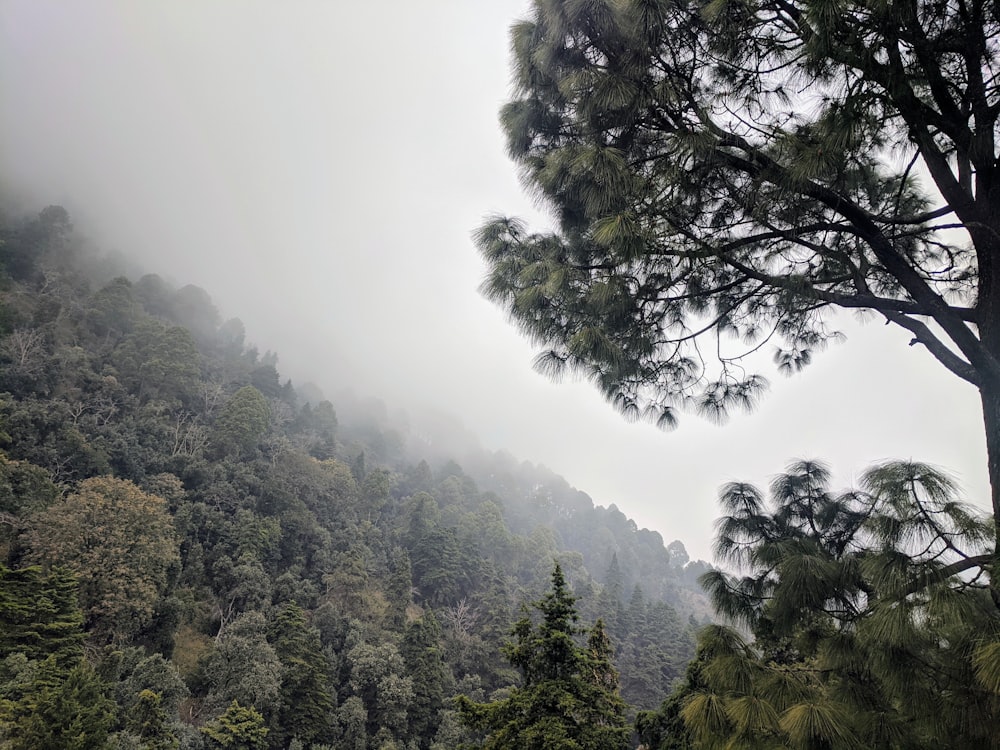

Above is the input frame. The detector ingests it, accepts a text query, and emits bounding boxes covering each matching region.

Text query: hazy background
[0,0,986,561]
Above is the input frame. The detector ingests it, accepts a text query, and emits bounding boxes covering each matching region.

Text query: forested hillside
[0,205,707,748]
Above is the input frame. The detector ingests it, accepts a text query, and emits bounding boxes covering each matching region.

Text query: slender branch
[901,554,993,597]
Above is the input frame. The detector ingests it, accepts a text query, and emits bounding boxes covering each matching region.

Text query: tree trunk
[963,179,1000,602]
[977,219,1000,607]
[981,384,1000,609]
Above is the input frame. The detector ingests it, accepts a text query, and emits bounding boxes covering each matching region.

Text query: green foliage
[682,460,999,749]
[0,454,58,558]
[457,564,630,749]
[26,476,180,643]
[480,2,1000,599]
[0,564,84,668]
[113,320,201,404]
[402,612,450,748]
[201,700,268,750]
[0,204,709,749]
[268,603,334,747]
[203,612,282,716]
[346,640,414,741]
[0,398,111,483]
[210,386,270,458]
[126,689,179,750]
[0,656,115,750]
[87,277,138,342]
[482,0,995,427]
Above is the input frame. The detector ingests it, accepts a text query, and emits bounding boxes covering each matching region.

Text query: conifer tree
[267,603,334,748]
[401,611,450,749]
[0,564,84,668]
[457,564,630,749]
[201,700,268,750]
[681,460,999,749]
[480,0,1000,587]
[0,657,115,750]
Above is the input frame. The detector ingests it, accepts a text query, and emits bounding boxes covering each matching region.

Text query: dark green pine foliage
[0,657,115,750]
[201,700,269,750]
[126,689,179,750]
[612,584,695,710]
[0,564,109,748]
[594,553,625,632]
[0,564,84,668]
[267,603,333,748]
[457,564,629,749]
[684,461,999,749]
[411,526,466,607]
[401,611,450,749]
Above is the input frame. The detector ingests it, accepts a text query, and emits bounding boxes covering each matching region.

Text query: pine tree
[479,0,1000,593]
[1,657,115,750]
[401,611,450,749]
[684,460,999,749]
[457,564,630,749]
[0,564,84,668]
[267,603,334,747]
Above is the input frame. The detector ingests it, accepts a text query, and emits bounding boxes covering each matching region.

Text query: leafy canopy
[682,460,999,750]
[480,0,998,429]
[26,476,180,643]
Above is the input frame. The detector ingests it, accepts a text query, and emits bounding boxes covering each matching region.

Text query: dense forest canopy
[0,204,706,748]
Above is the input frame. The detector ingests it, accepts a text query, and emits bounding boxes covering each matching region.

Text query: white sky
[0,0,987,561]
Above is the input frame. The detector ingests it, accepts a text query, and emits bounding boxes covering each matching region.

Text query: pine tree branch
[901,554,993,597]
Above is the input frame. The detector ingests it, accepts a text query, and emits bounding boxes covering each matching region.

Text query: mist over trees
[2,0,999,746]
[479,0,1000,574]
[478,0,1000,747]
[0,205,705,747]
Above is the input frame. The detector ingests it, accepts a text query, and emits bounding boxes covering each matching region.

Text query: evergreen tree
[201,700,268,750]
[457,564,629,749]
[595,553,625,632]
[0,564,84,668]
[267,603,334,747]
[0,564,102,748]
[479,0,1000,583]
[126,689,179,750]
[0,657,115,750]
[401,611,450,749]
[683,460,999,749]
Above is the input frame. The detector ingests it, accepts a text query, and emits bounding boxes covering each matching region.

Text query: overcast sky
[0,0,987,561]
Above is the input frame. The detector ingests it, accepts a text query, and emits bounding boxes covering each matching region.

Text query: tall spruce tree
[0,564,84,668]
[457,564,630,749]
[267,603,334,748]
[401,611,450,749]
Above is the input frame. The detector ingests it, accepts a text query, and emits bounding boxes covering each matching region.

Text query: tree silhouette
[480,0,1000,581]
